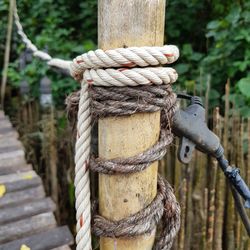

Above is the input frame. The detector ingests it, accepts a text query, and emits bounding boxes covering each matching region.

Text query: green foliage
[166,0,250,116]
[0,0,97,107]
[0,0,249,115]
[203,1,250,115]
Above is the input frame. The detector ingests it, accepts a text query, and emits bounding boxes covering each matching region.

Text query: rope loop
[70,45,179,81]
[92,176,180,250]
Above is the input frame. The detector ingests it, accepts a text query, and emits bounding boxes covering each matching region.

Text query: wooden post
[98,1,166,249]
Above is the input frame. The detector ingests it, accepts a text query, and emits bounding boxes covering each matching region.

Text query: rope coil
[68,56,180,250]
[93,176,180,250]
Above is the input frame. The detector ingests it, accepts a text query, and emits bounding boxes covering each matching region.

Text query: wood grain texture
[0,226,73,250]
[1,176,41,194]
[51,245,72,250]
[0,147,26,168]
[0,164,32,175]
[0,156,26,168]
[0,149,24,160]
[0,186,45,208]
[0,170,38,184]
[0,212,56,244]
[98,1,166,249]
[0,198,56,224]
[0,137,22,150]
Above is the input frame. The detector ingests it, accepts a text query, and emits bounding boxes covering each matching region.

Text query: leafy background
[0,0,249,115]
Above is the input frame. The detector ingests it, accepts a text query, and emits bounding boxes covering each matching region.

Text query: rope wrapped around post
[69,45,181,250]
[13,3,181,249]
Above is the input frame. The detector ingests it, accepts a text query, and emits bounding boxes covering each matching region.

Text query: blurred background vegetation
[1,0,249,114]
[0,0,250,249]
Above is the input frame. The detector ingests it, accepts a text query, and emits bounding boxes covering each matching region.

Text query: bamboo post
[206,108,220,250]
[213,110,224,250]
[98,0,166,249]
[1,0,14,108]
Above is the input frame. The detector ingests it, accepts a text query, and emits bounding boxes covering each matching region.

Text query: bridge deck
[0,111,73,250]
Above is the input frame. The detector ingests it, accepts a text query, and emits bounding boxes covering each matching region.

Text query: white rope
[13,1,71,72]
[13,3,180,249]
[74,83,92,250]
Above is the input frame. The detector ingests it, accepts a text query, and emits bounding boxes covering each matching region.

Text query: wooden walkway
[0,111,73,250]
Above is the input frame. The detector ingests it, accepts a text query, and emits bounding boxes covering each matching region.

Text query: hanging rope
[13,0,71,72]
[13,3,181,249]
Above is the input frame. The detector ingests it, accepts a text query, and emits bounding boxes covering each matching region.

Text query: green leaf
[240,106,250,117]
[226,5,241,25]
[176,64,189,74]
[182,44,193,56]
[238,78,250,98]
[207,20,220,30]
[209,89,220,99]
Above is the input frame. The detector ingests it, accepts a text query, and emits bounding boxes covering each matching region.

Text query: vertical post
[40,76,59,220]
[98,1,166,249]
[1,0,14,108]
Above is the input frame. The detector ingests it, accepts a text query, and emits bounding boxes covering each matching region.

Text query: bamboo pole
[226,112,236,250]
[179,178,187,250]
[207,108,220,250]
[98,1,166,249]
[1,0,14,108]
[213,111,224,250]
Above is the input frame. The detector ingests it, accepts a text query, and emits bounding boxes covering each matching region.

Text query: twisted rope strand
[13,1,71,71]
[71,45,179,80]
[74,83,92,250]
[92,176,180,250]
[89,85,178,118]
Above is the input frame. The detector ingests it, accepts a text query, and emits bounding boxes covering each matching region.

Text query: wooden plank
[0,126,15,134]
[0,116,11,122]
[52,245,72,250]
[3,177,41,193]
[0,149,24,160]
[0,151,26,171]
[0,119,12,129]
[0,144,23,154]
[0,137,22,150]
[0,170,38,184]
[0,226,73,250]
[0,131,18,139]
[0,185,45,208]
[0,212,57,244]
[0,198,56,224]
[0,127,18,139]
[0,171,41,194]
[0,164,32,176]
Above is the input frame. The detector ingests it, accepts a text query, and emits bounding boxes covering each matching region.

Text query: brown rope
[93,176,180,250]
[66,84,181,250]
[90,130,172,174]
